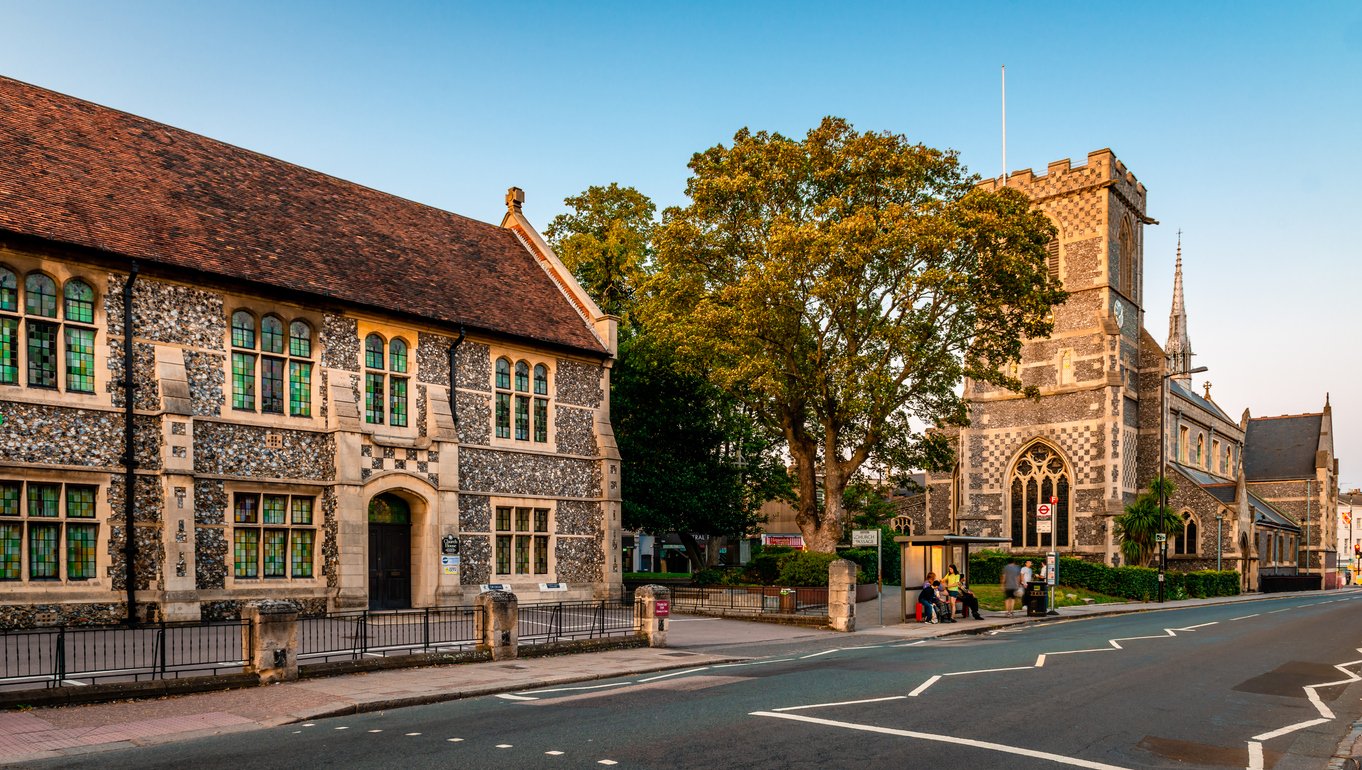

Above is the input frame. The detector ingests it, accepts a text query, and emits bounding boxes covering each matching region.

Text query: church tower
[921,150,1152,563]
[1166,234,1194,381]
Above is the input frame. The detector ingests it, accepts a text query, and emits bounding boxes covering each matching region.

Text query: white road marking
[496,743,513,748]
[1267,608,1290,614]
[751,711,1132,769]
[714,658,794,668]
[773,695,907,712]
[893,640,927,648]
[335,726,349,730]
[368,729,382,733]
[447,738,464,742]
[800,649,840,659]
[303,723,316,727]
[1230,614,1259,621]
[545,750,564,755]
[1247,740,1263,770]
[1251,717,1331,741]
[1035,649,1112,668]
[907,675,941,697]
[945,665,1034,676]
[522,682,633,695]
[496,693,538,701]
[598,761,618,765]
[1242,646,1362,762]
[638,666,709,682]
[405,732,421,736]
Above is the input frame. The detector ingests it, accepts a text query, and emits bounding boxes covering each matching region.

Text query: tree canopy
[545,183,655,322]
[641,117,1064,551]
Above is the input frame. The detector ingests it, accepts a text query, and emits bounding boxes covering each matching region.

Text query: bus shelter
[895,535,1009,622]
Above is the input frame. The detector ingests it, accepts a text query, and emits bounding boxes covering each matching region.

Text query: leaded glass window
[365,334,384,369]
[365,372,385,424]
[289,361,312,417]
[27,320,57,387]
[495,357,552,444]
[364,335,407,427]
[1008,442,1070,549]
[232,493,316,580]
[64,327,95,392]
[533,364,548,395]
[495,393,511,439]
[289,321,312,357]
[230,311,313,416]
[0,318,16,385]
[231,311,256,349]
[389,338,407,373]
[534,398,548,443]
[66,486,95,519]
[0,481,98,582]
[0,268,15,312]
[28,484,58,517]
[496,357,511,389]
[63,280,94,324]
[515,394,530,441]
[29,524,58,579]
[0,483,18,516]
[67,524,96,580]
[1174,511,1198,555]
[494,505,551,576]
[231,352,255,410]
[261,357,285,414]
[25,274,56,318]
[390,377,408,427]
[0,525,18,580]
[515,361,529,392]
[261,315,285,354]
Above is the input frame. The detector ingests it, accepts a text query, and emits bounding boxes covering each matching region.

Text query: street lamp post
[1160,365,1209,602]
[1216,513,1224,572]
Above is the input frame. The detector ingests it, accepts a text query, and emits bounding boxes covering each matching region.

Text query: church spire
[1166,231,1193,382]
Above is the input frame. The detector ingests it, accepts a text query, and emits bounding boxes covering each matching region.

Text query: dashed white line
[945,665,1034,677]
[800,649,840,659]
[598,760,618,765]
[1230,613,1260,621]
[714,658,795,668]
[545,750,564,755]
[368,729,382,733]
[1267,608,1290,614]
[405,732,421,736]
[447,738,464,742]
[773,695,907,712]
[637,666,709,682]
[907,675,941,697]
[496,693,538,701]
[522,682,633,695]
[893,640,927,648]
[335,726,349,730]
[496,743,513,748]
[751,711,1131,769]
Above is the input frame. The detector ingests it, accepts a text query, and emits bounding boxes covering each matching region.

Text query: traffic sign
[1155,533,1167,542]
[1050,496,1058,505]
[1037,518,1053,534]
[1036,503,1052,519]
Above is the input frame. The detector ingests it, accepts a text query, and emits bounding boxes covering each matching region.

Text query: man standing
[1001,559,1023,618]
[1020,560,1035,614]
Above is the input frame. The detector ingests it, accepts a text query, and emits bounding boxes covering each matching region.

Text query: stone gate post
[241,601,299,683]
[828,559,857,632]
[476,590,519,661]
[633,584,670,648]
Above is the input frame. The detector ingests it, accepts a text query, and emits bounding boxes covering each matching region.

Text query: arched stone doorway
[368,492,413,610]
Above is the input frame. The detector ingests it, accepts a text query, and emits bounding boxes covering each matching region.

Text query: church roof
[1248,492,1297,530]
[0,76,607,356]
[1244,413,1323,481]
[1169,378,1234,425]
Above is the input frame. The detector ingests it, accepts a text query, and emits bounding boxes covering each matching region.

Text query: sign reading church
[0,76,623,625]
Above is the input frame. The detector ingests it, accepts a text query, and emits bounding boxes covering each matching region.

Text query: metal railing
[517,598,640,645]
[298,606,482,664]
[668,586,828,616]
[0,620,250,690]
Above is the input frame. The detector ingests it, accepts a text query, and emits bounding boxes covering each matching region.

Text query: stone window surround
[356,320,419,439]
[0,469,109,589]
[1006,440,1072,549]
[222,480,325,588]
[487,344,557,452]
[1174,509,1199,556]
[0,255,107,403]
[221,299,324,429]
[490,495,556,581]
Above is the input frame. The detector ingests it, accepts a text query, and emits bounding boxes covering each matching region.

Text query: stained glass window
[63,280,94,324]
[0,483,18,516]
[263,529,287,577]
[514,361,529,392]
[533,364,548,395]
[289,361,311,417]
[261,357,284,414]
[66,486,95,518]
[1008,442,1070,548]
[291,530,314,578]
[234,494,258,524]
[515,535,530,574]
[0,267,15,312]
[0,317,16,385]
[389,338,407,374]
[494,506,550,576]
[29,524,58,579]
[365,372,385,424]
[67,524,96,580]
[27,321,57,387]
[291,497,313,525]
[233,529,259,578]
[365,334,384,369]
[495,535,511,575]
[534,535,548,574]
[534,398,548,443]
[64,327,95,392]
[496,506,511,532]
[231,311,255,349]
[495,358,511,389]
[261,316,285,355]
[0,524,19,580]
[263,495,287,524]
[288,321,311,358]
[28,484,58,517]
[390,377,408,427]
[231,352,255,410]
[25,274,56,318]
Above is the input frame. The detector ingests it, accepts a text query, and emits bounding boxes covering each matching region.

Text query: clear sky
[3,1,1359,489]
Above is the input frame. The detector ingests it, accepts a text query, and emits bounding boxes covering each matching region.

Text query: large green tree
[642,117,1064,552]
[546,184,790,568]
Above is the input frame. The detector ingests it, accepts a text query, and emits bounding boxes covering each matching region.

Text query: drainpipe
[447,325,465,429]
[122,263,139,627]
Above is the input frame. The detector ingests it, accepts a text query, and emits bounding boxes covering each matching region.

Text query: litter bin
[1025,582,1048,616]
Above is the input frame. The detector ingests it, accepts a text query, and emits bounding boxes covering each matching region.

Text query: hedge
[967,550,1239,600]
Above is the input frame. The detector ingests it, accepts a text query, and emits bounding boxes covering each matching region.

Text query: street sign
[1050,496,1058,505]
[654,599,670,617]
[1037,519,1053,534]
[852,529,880,546]
[1036,503,1052,518]
[1155,533,1167,542]
[1045,552,1057,586]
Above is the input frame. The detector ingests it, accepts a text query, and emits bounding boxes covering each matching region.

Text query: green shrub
[965,552,1240,601]
[746,551,786,585]
[841,548,879,583]
[776,551,839,586]
[691,568,725,586]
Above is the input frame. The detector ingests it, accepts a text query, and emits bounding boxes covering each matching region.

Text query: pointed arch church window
[1118,219,1136,297]
[1174,511,1198,555]
[1008,442,1070,549]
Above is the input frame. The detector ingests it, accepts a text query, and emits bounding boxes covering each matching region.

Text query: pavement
[0,587,1353,766]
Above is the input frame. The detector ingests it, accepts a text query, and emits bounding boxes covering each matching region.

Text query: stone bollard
[633,585,670,648]
[242,601,299,684]
[828,559,857,632]
[476,590,518,661]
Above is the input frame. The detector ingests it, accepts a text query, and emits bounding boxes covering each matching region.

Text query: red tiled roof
[0,76,606,355]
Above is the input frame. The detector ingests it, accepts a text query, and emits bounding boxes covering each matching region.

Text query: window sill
[368,432,432,450]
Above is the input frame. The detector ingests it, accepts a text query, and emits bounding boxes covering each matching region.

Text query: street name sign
[852,529,880,546]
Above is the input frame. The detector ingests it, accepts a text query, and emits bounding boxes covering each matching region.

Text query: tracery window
[230,311,313,416]
[1118,218,1136,298]
[363,334,408,427]
[0,480,99,581]
[231,492,315,579]
[0,268,97,393]
[1009,442,1070,548]
[1174,511,1198,555]
[494,356,550,444]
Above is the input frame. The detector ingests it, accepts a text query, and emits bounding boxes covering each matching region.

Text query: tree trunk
[678,531,706,572]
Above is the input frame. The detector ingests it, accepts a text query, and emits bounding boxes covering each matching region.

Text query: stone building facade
[0,77,622,626]
[918,149,1328,588]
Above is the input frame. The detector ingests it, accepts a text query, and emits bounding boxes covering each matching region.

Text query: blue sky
[3,1,1360,487]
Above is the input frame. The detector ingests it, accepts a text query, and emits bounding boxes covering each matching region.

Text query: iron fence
[298,606,482,664]
[668,586,828,616]
[517,598,640,645]
[0,620,250,690]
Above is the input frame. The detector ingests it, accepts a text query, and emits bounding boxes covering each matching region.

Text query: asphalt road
[27,593,1362,770]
